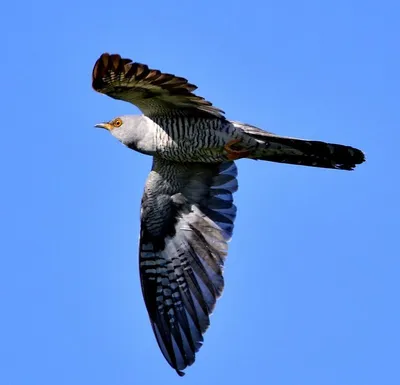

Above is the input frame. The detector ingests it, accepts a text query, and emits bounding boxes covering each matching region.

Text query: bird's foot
[224,139,251,160]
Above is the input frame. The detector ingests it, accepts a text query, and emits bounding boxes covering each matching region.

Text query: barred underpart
[151,116,239,163]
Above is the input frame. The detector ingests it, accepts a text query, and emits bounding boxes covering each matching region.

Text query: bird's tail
[233,121,366,171]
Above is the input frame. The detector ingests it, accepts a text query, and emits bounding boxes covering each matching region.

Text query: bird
[92,52,365,376]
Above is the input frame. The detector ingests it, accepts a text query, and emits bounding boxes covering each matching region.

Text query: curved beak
[95,122,113,131]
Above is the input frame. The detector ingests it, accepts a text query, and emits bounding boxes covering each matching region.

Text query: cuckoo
[92,53,365,376]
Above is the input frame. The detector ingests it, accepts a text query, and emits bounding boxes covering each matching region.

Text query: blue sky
[2,0,399,384]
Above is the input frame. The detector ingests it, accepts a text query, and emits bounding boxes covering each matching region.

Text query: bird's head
[94,115,155,154]
[95,116,125,133]
[95,115,141,141]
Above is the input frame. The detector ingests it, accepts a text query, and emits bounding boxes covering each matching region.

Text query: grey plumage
[139,159,237,375]
[92,53,366,376]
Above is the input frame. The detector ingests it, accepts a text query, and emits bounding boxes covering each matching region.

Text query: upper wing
[92,53,224,119]
[139,157,238,376]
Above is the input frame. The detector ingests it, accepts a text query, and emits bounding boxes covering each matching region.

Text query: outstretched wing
[92,53,224,119]
[139,157,238,376]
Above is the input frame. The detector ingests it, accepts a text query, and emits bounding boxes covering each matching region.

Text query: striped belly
[153,117,232,163]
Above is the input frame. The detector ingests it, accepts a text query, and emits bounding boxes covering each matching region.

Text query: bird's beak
[95,122,113,131]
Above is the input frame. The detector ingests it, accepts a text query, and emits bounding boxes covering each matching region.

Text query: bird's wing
[139,156,238,376]
[92,53,224,119]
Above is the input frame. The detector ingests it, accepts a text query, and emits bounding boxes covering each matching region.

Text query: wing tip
[92,52,184,93]
[91,52,225,117]
[92,52,132,92]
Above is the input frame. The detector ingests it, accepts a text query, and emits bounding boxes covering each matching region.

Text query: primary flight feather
[92,52,365,376]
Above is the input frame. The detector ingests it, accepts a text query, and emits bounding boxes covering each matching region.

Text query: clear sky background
[2,1,399,384]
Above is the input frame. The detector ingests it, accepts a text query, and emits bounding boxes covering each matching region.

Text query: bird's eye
[113,118,122,127]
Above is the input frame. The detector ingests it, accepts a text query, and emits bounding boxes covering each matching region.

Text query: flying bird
[92,53,365,376]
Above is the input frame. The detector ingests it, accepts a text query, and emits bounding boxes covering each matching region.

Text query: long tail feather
[233,121,365,170]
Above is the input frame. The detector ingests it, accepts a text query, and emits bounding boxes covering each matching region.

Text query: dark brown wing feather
[92,53,224,118]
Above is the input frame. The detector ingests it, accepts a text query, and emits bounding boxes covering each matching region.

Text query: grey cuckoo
[92,53,365,376]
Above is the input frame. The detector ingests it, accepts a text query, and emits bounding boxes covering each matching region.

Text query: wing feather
[92,53,224,118]
[139,157,237,375]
